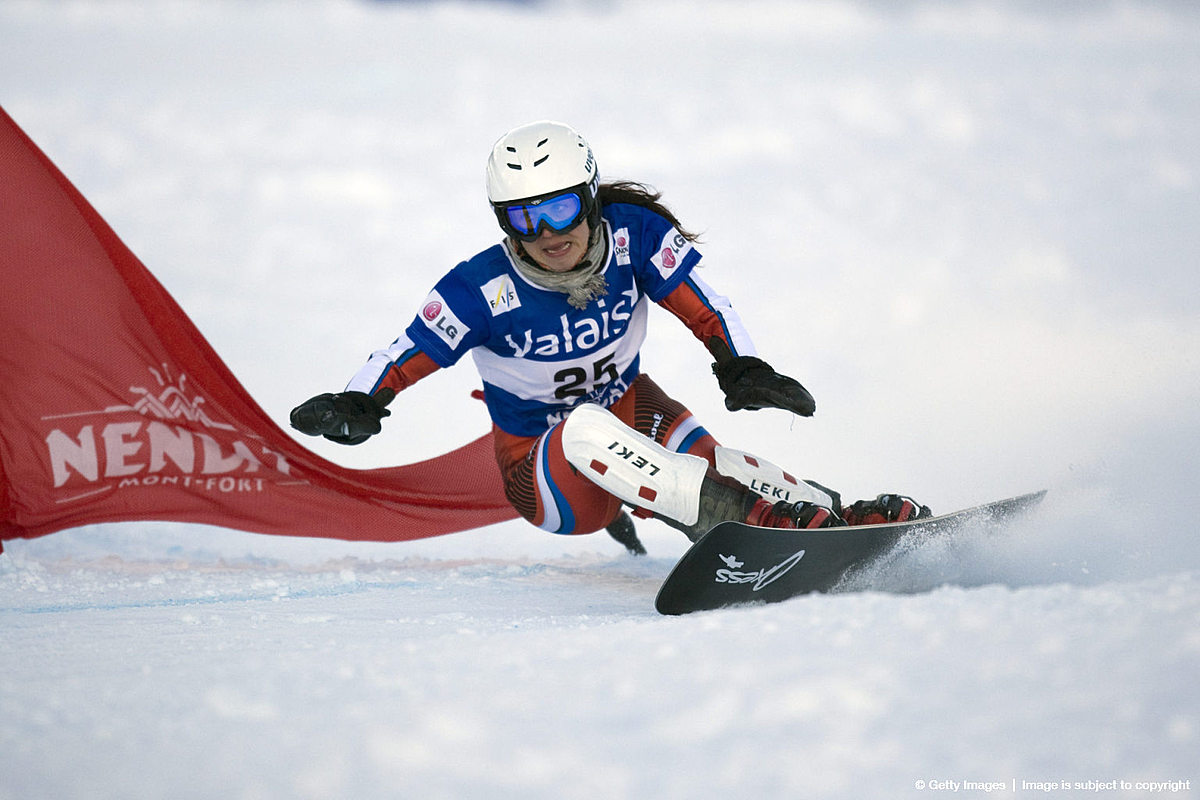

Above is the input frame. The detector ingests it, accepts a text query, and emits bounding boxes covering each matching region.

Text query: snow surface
[2,1,1199,798]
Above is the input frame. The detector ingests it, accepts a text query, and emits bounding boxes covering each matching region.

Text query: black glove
[713,356,816,417]
[290,390,391,445]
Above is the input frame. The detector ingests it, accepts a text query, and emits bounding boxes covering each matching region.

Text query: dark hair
[597,180,701,243]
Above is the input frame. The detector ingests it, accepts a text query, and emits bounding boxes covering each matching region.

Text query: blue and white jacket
[346,202,755,437]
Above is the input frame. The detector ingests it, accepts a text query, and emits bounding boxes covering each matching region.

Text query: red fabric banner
[0,107,517,547]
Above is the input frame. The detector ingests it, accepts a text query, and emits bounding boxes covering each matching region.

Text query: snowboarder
[290,121,929,546]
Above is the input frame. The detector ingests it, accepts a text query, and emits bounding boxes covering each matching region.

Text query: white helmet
[486,120,598,203]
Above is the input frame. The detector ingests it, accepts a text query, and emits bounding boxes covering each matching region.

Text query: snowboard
[655,490,1047,615]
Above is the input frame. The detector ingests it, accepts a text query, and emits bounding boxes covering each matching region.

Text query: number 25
[554,353,620,400]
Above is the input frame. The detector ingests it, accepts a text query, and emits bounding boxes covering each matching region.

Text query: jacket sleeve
[657,272,758,361]
[344,333,441,405]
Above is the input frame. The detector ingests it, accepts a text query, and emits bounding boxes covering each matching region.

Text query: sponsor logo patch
[418,290,469,350]
[650,228,692,279]
[613,227,631,266]
[481,275,521,316]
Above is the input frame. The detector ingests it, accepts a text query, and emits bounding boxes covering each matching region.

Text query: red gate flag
[0,106,517,548]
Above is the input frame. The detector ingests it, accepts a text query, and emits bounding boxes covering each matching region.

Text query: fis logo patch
[651,228,693,279]
[481,275,521,316]
[419,290,470,350]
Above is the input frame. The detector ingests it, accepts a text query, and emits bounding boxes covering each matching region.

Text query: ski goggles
[493,188,590,242]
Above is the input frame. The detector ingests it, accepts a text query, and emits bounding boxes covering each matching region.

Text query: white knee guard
[713,446,834,507]
[560,404,709,527]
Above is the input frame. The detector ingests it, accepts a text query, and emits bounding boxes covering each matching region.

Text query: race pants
[492,374,719,535]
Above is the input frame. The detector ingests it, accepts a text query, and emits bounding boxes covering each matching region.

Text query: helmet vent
[533,155,549,167]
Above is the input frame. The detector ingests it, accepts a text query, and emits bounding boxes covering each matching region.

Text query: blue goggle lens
[502,191,585,238]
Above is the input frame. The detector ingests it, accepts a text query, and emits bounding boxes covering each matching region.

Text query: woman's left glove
[290,390,391,445]
[713,356,816,417]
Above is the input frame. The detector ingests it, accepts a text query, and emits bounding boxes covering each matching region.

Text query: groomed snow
[2,1,1198,798]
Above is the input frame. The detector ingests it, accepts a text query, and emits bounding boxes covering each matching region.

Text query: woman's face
[519,219,591,273]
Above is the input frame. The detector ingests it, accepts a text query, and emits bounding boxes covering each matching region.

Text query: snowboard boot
[841,494,932,526]
[665,472,850,540]
[746,497,848,529]
[664,471,759,542]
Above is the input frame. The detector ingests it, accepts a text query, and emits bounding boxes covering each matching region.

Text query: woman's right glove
[289,390,391,445]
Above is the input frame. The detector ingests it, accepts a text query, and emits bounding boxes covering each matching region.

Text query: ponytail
[597,181,701,243]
